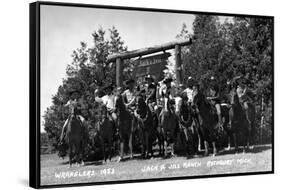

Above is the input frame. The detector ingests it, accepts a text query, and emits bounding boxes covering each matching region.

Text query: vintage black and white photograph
[34,2,273,187]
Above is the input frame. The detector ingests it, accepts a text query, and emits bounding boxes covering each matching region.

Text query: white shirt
[174,96,182,113]
[159,85,176,99]
[65,99,78,114]
[96,94,116,110]
[122,89,135,103]
[183,87,193,103]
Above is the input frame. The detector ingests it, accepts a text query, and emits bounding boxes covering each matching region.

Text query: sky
[40,5,197,131]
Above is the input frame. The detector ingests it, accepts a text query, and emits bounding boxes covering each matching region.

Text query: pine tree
[43,26,129,155]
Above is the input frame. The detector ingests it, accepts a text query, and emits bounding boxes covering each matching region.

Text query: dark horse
[228,89,256,152]
[115,94,134,161]
[65,114,86,167]
[192,88,229,156]
[135,95,156,158]
[177,96,199,158]
[158,97,178,157]
[96,105,115,163]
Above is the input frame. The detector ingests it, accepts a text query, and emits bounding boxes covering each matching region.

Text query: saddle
[127,106,136,115]
[221,103,231,108]
[208,103,218,116]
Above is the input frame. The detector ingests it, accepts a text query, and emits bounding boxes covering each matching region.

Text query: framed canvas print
[29,1,274,188]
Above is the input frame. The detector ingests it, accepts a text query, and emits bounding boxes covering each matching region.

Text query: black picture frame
[30,1,274,188]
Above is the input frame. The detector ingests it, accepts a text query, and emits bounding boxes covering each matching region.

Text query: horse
[158,96,178,157]
[192,88,229,156]
[153,103,165,156]
[228,89,256,152]
[96,105,115,163]
[115,94,134,161]
[176,96,199,158]
[135,95,156,158]
[65,114,86,167]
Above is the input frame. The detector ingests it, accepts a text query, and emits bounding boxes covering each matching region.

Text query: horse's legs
[157,126,162,156]
[249,122,255,150]
[103,143,107,164]
[76,142,82,166]
[171,142,175,157]
[196,124,203,152]
[99,136,106,163]
[129,118,136,159]
[246,120,254,150]
[233,133,238,153]
[170,129,175,157]
[212,141,217,156]
[198,134,202,152]
[226,136,231,151]
[164,139,168,157]
[80,138,86,166]
[109,138,113,162]
[143,130,149,158]
[143,131,149,158]
[181,127,188,157]
[194,117,202,152]
[139,126,146,158]
[158,136,163,156]
[73,143,79,166]
[149,134,154,158]
[204,141,209,156]
[243,141,246,154]
[129,132,133,159]
[161,134,165,156]
[69,144,72,168]
[118,141,124,162]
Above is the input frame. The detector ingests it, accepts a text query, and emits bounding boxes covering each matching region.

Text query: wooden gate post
[175,44,182,84]
[116,57,123,87]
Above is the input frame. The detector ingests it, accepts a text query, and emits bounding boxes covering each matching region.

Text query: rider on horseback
[236,77,254,126]
[174,83,186,114]
[159,77,176,112]
[206,76,223,128]
[144,75,157,113]
[122,79,137,112]
[183,76,195,104]
[60,89,83,143]
[94,84,117,124]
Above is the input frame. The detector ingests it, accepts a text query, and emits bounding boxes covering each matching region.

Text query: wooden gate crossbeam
[107,38,192,63]
[108,38,192,87]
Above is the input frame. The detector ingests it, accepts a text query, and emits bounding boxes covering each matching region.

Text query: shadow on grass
[58,144,272,166]
[217,144,272,156]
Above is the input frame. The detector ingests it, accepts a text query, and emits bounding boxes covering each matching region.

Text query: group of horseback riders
[60,73,255,162]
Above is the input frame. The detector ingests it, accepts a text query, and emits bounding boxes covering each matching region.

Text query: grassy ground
[40,144,272,186]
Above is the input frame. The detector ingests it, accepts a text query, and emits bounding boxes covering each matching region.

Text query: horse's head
[191,87,209,112]
[115,94,125,111]
[191,87,199,107]
[136,95,146,113]
[180,92,189,105]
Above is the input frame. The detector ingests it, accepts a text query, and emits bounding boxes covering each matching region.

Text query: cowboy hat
[103,84,114,91]
[178,83,185,88]
[163,77,173,84]
[125,79,135,85]
[145,75,154,81]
